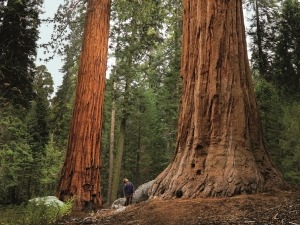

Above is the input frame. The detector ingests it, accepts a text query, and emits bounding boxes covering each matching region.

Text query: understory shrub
[0,198,73,225]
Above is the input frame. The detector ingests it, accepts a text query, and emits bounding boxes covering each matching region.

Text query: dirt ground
[58,187,300,225]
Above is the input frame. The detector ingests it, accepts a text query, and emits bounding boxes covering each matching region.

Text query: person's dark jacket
[123,182,135,196]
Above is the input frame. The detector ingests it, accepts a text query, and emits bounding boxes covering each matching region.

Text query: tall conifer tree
[0,0,42,109]
[56,0,111,209]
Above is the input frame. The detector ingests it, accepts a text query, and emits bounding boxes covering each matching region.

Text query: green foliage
[23,65,53,198]
[0,198,73,225]
[0,1,56,203]
[41,0,87,58]
[0,64,56,203]
[253,55,300,186]
[247,0,300,98]
[103,0,183,199]
[246,0,279,80]
[0,0,43,109]
[280,103,300,184]
[39,142,64,196]
[0,105,33,204]
[253,75,284,168]
[249,0,300,185]
[49,1,84,152]
[49,71,76,151]
[272,0,300,98]
[28,66,53,156]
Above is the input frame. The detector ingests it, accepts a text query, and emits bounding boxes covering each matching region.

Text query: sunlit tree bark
[150,0,286,198]
[56,0,111,209]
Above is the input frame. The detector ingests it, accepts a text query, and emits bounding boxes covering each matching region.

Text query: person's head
[123,178,129,183]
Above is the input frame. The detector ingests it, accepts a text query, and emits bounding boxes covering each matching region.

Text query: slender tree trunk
[255,0,266,76]
[149,0,286,199]
[111,116,126,201]
[56,0,111,209]
[106,81,116,205]
[135,120,141,185]
[110,69,131,202]
[110,15,136,200]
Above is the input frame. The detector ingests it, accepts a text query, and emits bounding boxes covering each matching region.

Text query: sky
[36,0,64,93]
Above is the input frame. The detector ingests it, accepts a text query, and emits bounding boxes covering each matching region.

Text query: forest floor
[57,187,300,225]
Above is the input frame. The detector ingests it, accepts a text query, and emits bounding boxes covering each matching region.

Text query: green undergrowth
[0,198,73,225]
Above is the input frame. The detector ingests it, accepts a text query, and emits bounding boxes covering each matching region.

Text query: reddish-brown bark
[149,0,286,198]
[56,0,111,209]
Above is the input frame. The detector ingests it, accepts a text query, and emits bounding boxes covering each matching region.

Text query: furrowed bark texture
[149,0,286,198]
[56,0,111,209]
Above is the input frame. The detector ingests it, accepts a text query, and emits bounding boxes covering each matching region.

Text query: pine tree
[0,0,42,109]
[0,105,33,204]
[272,0,300,98]
[26,65,53,197]
[246,0,279,80]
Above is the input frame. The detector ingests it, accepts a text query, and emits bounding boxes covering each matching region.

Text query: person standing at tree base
[123,178,135,206]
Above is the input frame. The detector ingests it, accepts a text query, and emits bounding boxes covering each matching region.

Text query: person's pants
[125,194,133,206]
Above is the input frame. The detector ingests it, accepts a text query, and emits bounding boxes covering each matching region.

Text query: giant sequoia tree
[149,0,286,198]
[56,0,111,209]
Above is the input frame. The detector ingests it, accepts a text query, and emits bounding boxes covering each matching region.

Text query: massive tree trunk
[56,0,111,209]
[149,0,286,198]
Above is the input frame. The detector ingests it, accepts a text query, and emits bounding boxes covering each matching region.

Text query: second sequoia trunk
[149,0,286,198]
[56,0,110,209]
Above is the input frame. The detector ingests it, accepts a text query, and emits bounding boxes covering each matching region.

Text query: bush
[0,198,73,225]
